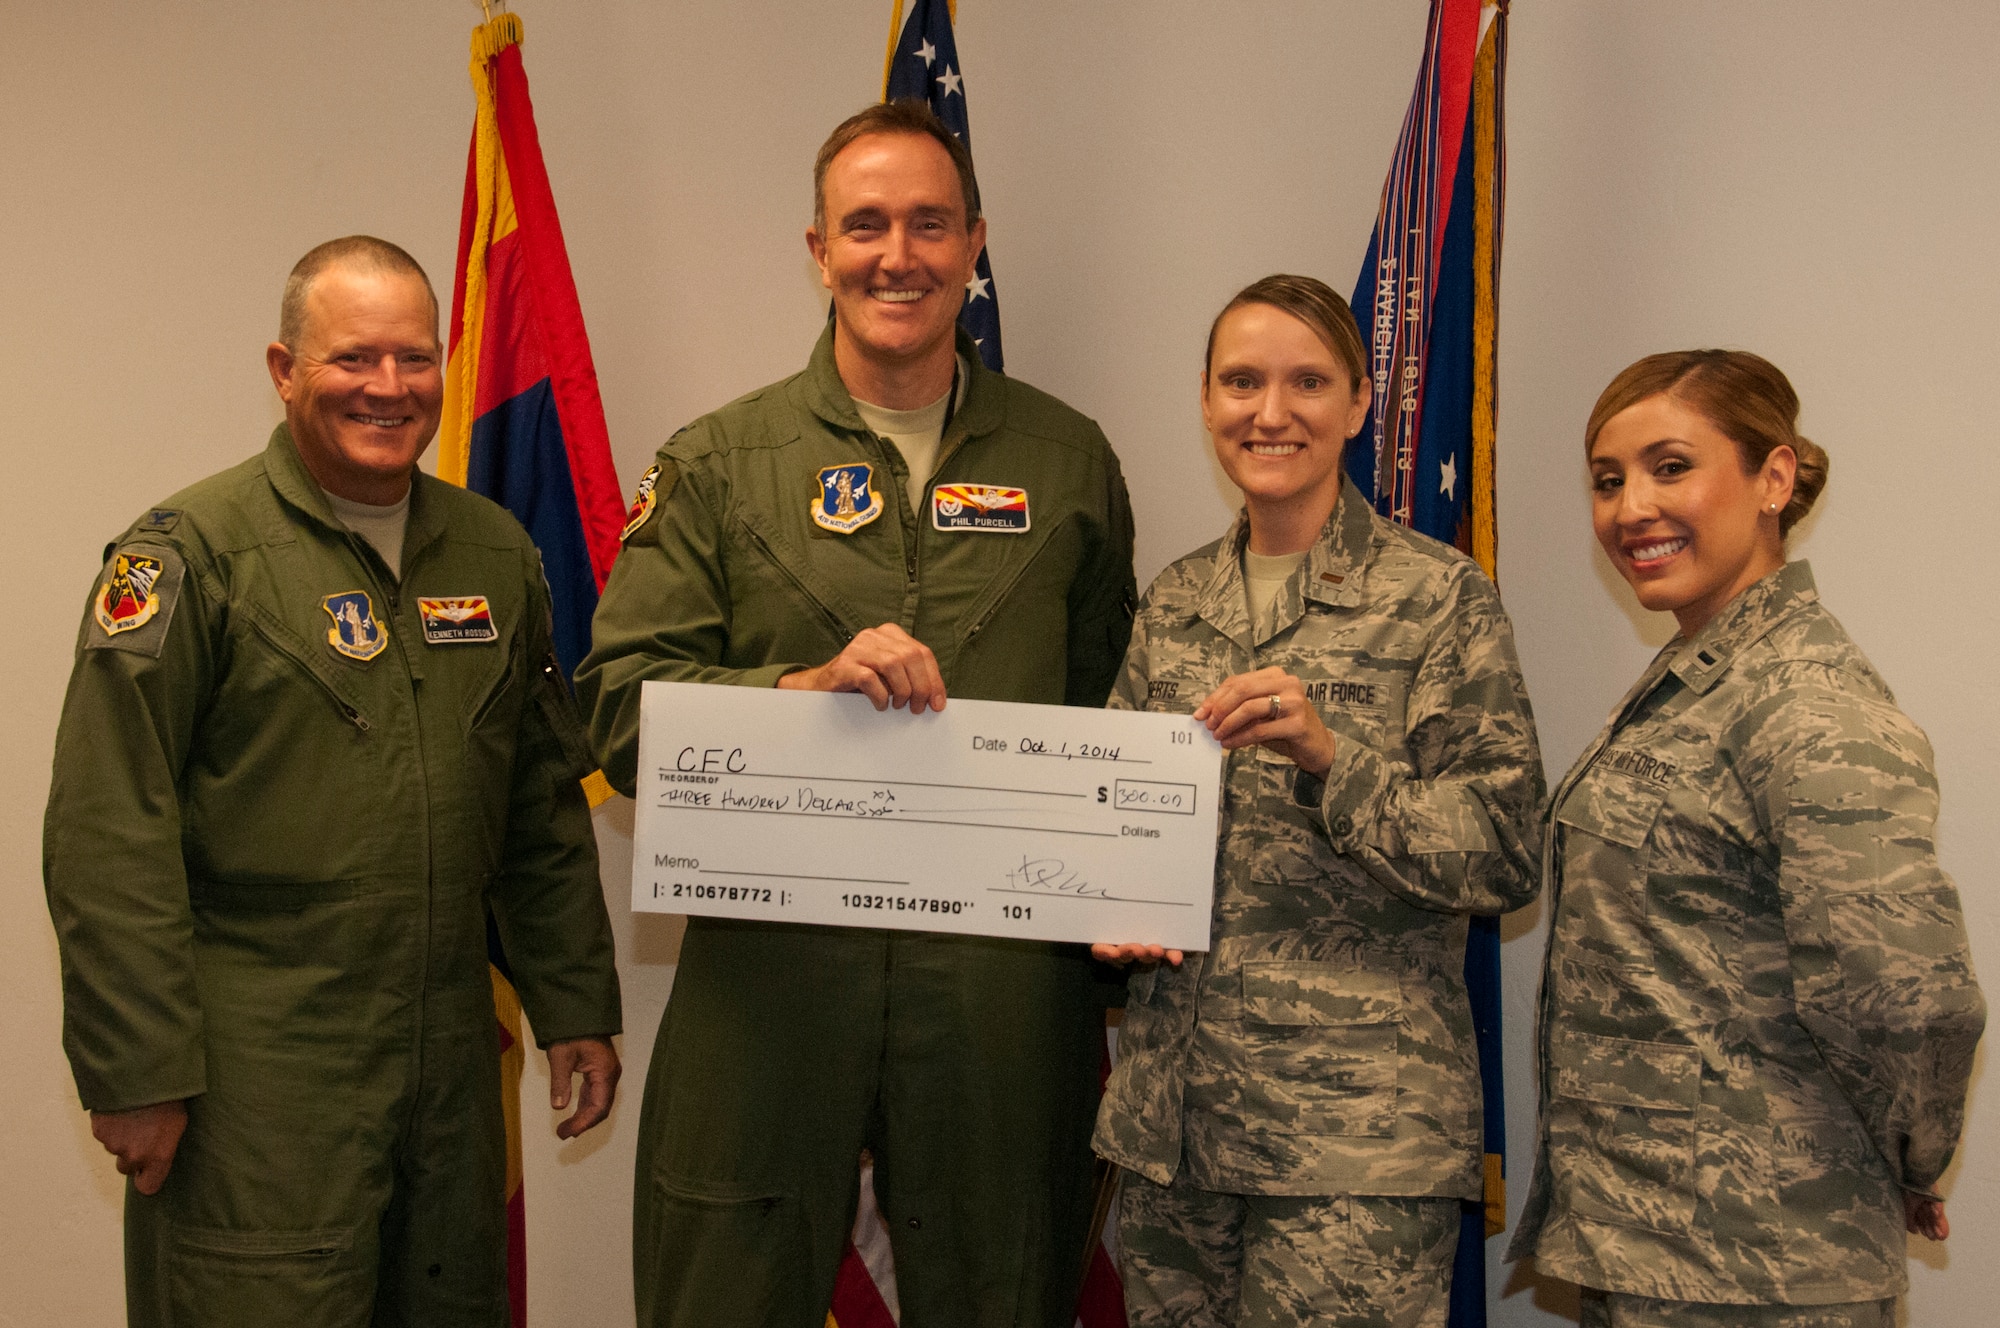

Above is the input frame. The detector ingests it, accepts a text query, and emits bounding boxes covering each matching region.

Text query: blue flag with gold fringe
[1344,3,1510,1325]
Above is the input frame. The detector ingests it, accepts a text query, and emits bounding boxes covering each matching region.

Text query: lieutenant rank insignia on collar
[321,590,388,661]
[95,552,166,635]
[810,462,883,534]
[417,596,498,644]
[932,483,1029,533]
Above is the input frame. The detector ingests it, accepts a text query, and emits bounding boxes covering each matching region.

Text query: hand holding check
[1094,668,1333,965]
[777,622,947,714]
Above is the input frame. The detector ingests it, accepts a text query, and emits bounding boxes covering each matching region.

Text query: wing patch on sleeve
[86,544,185,657]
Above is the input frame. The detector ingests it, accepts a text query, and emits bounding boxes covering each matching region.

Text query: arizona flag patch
[417,596,499,644]
[95,552,165,635]
[621,463,662,542]
[932,483,1030,532]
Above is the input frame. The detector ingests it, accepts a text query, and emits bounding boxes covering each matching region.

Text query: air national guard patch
[811,463,884,534]
[417,596,498,645]
[321,590,388,661]
[621,463,661,542]
[932,483,1030,532]
[95,552,166,635]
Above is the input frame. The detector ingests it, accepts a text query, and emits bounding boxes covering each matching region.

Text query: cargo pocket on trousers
[169,1225,365,1326]
[1238,961,1400,1137]
[640,1175,809,1326]
[1548,1030,1701,1235]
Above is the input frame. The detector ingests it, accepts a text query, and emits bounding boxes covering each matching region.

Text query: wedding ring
[1267,694,1282,721]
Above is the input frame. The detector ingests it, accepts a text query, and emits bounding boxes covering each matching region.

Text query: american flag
[882,0,1004,372]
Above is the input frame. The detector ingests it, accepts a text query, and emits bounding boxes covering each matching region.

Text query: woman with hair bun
[1510,350,1986,1328]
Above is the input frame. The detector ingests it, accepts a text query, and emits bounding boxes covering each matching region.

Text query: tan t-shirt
[324,487,411,579]
[1244,547,1308,639]
[853,354,972,515]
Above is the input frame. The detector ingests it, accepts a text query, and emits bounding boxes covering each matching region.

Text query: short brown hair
[279,235,437,350]
[1585,349,1830,537]
[1204,274,1368,390]
[813,100,980,235]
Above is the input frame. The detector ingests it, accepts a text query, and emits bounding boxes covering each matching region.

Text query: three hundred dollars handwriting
[631,681,1224,952]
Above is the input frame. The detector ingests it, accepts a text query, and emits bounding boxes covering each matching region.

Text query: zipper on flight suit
[740,521,856,643]
[246,613,372,731]
[959,514,1072,645]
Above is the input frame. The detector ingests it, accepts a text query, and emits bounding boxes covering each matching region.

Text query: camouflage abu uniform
[1094,482,1544,1326]
[1510,562,1985,1324]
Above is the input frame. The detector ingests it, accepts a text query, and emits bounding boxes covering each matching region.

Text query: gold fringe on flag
[1469,6,1504,584]
[439,13,523,486]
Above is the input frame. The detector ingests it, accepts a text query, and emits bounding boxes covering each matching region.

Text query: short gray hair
[278,236,438,349]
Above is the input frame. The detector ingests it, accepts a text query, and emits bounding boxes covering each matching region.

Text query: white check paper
[631,681,1222,951]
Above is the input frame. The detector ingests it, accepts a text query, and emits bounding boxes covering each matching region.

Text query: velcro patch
[417,596,498,644]
[932,483,1029,532]
[85,544,184,657]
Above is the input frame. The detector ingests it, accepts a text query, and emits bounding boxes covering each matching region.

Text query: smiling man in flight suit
[577,102,1136,1326]
[44,235,623,1327]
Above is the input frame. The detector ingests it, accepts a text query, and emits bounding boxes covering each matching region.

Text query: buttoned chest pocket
[1236,961,1401,1138]
[1552,762,1670,974]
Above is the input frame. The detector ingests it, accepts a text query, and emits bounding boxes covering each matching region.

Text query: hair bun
[1783,434,1829,536]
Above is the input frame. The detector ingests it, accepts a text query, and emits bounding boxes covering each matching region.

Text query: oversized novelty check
[631,681,1222,951]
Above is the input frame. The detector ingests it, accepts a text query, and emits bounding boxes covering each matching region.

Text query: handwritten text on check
[631,682,1223,951]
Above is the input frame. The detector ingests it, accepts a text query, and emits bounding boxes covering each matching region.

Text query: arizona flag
[441,15,626,1326]
[1344,2,1510,1326]
[439,11,626,683]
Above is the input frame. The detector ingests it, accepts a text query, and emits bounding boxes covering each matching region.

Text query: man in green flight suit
[44,236,624,1327]
[576,102,1136,1326]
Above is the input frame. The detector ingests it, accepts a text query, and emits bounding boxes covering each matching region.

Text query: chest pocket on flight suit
[1548,760,1699,1235]
[1237,961,1400,1137]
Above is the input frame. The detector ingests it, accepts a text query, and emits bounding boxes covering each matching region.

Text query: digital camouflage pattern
[1119,1174,1460,1328]
[1094,480,1545,1201]
[1578,1288,1893,1328]
[1512,561,1985,1306]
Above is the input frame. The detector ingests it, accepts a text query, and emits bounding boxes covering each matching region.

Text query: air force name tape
[811,462,884,534]
[932,483,1029,532]
[321,590,388,661]
[417,596,498,644]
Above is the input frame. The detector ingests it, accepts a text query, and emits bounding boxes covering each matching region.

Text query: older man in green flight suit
[577,102,1136,1326]
[44,235,623,1327]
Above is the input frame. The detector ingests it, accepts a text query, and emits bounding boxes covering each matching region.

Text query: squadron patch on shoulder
[86,543,185,657]
[932,483,1030,533]
[95,552,167,636]
[810,462,883,534]
[621,463,663,542]
[321,590,388,661]
[417,596,497,645]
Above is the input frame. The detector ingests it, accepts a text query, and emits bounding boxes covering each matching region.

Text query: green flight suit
[44,427,622,1328]
[577,326,1136,1328]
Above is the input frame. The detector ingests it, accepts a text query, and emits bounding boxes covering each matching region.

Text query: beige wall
[4,3,1992,1323]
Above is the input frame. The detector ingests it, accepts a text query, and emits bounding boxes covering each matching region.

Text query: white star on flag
[966,273,992,302]
[916,38,936,67]
[1439,454,1457,500]
[936,64,964,98]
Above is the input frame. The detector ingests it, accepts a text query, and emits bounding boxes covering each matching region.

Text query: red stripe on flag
[1075,1244,1124,1328]
[471,229,551,416]
[505,1185,528,1328]
[488,44,625,591]
[1426,0,1483,277]
[829,1239,898,1328]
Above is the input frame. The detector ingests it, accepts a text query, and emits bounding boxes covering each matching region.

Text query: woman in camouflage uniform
[1510,350,1985,1328]
[1091,275,1545,1326]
